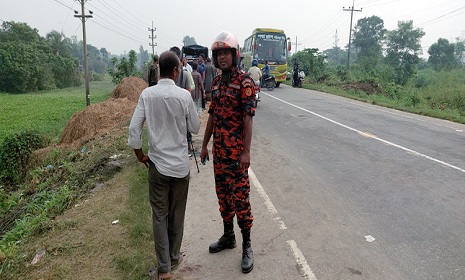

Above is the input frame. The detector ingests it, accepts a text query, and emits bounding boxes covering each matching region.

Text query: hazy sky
[1,0,464,57]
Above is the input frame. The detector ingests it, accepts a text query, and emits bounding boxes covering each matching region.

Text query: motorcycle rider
[247,59,262,86]
[261,60,270,86]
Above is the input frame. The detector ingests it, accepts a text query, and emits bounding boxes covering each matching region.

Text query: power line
[86,2,146,38]
[300,10,343,44]
[419,6,465,26]
[92,20,143,42]
[108,0,148,29]
[52,0,74,10]
[61,1,75,33]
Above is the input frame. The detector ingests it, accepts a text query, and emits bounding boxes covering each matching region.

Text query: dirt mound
[60,98,135,146]
[342,82,381,95]
[111,76,147,103]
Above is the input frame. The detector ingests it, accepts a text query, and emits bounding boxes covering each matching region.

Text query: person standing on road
[198,53,207,110]
[170,46,196,155]
[199,31,256,274]
[204,57,216,103]
[148,55,160,86]
[182,57,193,73]
[191,62,205,115]
[128,51,200,280]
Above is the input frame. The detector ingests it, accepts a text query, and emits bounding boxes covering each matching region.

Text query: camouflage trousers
[213,158,254,230]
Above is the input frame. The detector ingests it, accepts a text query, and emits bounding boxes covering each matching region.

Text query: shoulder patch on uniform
[242,78,254,88]
[228,83,241,90]
[246,88,252,97]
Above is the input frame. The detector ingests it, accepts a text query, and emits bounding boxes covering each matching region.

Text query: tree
[0,21,81,93]
[428,38,457,71]
[108,50,141,84]
[46,30,72,56]
[138,45,150,69]
[183,36,196,46]
[385,20,425,85]
[352,16,386,60]
[454,37,465,67]
[292,48,327,82]
[323,46,348,66]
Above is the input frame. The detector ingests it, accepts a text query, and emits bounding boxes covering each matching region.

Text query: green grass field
[0,79,115,143]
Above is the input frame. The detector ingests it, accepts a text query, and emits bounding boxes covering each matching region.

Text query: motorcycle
[254,84,260,108]
[292,71,305,88]
[262,75,276,91]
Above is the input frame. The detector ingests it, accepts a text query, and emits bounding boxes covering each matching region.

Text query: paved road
[180,85,465,280]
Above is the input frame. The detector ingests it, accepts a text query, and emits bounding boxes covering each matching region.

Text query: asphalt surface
[175,84,465,280]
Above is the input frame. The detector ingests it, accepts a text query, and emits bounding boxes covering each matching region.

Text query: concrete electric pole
[334,30,340,65]
[148,21,157,56]
[343,0,362,68]
[74,0,93,106]
[293,36,302,54]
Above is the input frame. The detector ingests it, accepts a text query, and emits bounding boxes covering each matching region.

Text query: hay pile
[60,77,147,146]
[111,76,147,103]
[60,98,136,146]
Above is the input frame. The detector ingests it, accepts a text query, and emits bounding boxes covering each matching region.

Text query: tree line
[0,21,152,93]
[292,17,465,86]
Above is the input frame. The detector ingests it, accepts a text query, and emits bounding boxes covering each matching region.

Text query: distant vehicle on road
[241,28,291,87]
[182,44,208,65]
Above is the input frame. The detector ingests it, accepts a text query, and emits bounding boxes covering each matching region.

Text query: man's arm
[240,114,253,170]
[187,97,201,134]
[200,114,214,163]
[128,95,149,167]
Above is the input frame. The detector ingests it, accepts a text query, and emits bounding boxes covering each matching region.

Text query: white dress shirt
[128,78,200,178]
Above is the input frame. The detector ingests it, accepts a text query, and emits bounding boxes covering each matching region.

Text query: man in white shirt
[247,59,262,86]
[128,51,200,280]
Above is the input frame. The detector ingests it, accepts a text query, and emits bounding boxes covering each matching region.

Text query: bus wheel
[275,82,280,88]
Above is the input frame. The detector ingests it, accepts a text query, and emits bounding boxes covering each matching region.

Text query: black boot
[241,229,254,273]
[209,221,236,253]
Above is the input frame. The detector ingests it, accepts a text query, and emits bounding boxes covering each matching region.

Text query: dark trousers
[201,94,206,109]
[149,162,189,273]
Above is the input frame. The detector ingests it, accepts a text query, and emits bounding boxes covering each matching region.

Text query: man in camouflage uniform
[200,31,256,274]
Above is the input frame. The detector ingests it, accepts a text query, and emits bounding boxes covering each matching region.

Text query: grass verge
[0,78,114,143]
[286,80,465,124]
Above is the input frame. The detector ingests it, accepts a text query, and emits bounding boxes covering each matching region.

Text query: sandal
[148,268,171,280]
[171,254,184,270]
[158,271,171,280]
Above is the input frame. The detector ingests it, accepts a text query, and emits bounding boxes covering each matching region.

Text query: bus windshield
[255,33,287,64]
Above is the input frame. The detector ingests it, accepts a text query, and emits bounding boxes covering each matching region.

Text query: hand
[200,147,209,165]
[138,154,150,168]
[239,151,250,170]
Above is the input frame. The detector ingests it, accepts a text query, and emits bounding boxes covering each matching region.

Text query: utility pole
[343,0,362,68]
[74,0,93,106]
[148,21,157,56]
[293,36,302,54]
[334,30,340,65]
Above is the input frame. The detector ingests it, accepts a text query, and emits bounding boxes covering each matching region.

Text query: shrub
[0,130,46,187]
[404,91,422,107]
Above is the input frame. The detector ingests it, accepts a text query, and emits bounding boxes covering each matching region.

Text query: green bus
[241,28,290,86]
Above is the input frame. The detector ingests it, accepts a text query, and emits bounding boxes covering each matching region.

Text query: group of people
[148,50,217,115]
[129,31,257,280]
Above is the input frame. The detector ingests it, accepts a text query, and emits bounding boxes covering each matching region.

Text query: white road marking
[265,94,465,174]
[297,88,465,132]
[287,240,318,280]
[249,168,278,215]
[249,168,313,278]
